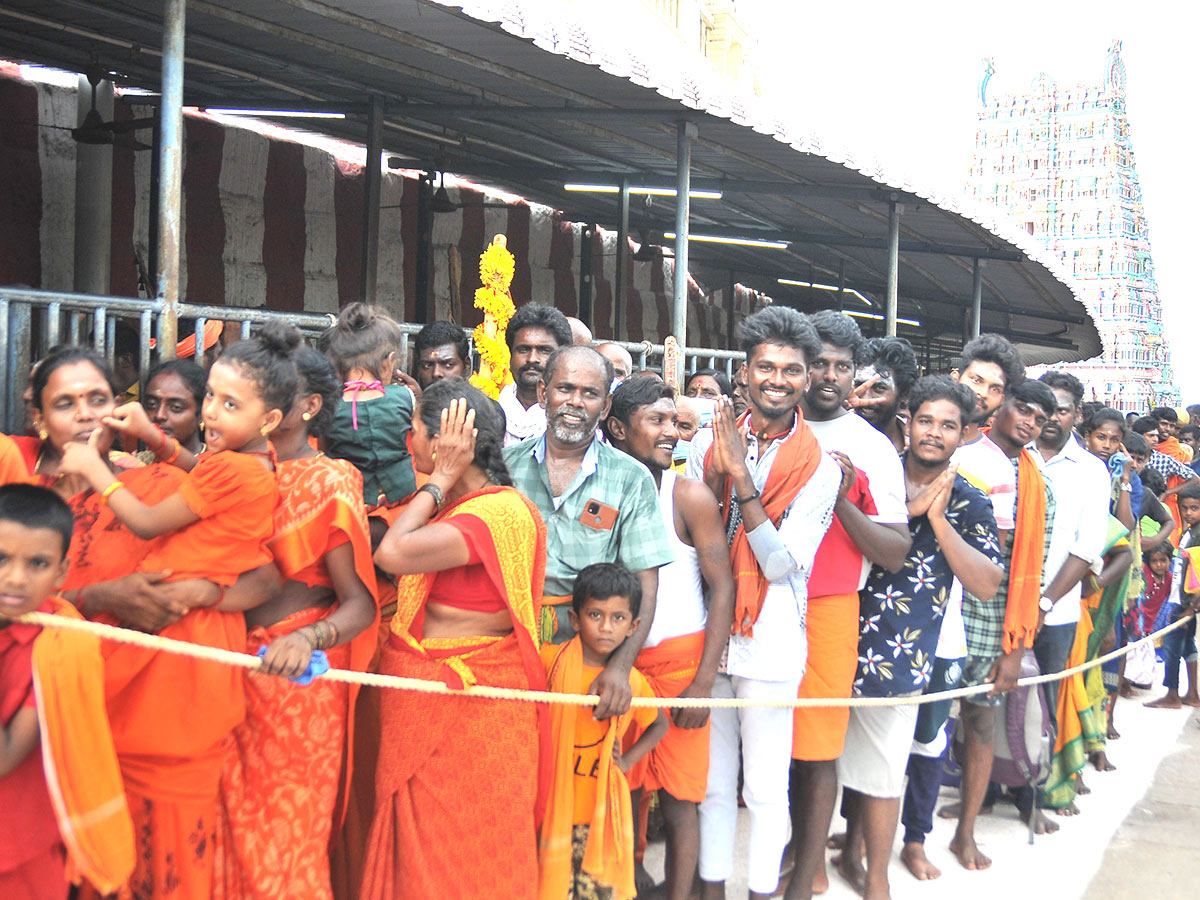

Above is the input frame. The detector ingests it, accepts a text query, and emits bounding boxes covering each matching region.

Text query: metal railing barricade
[0,287,745,433]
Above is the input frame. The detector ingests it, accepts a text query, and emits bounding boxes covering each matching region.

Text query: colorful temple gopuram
[967,41,1176,411]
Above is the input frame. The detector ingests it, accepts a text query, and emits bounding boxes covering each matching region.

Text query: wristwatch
[1119,483,1132,493]
[1038,596,1054,613]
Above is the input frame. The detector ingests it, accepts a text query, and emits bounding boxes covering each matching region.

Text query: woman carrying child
[58,324,298,900]
[363,378,548,900]
[212,344,379,900]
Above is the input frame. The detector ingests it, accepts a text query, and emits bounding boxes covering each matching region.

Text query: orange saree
[213,458,376,900]
[213,457,378,900]
[358,486,548,900]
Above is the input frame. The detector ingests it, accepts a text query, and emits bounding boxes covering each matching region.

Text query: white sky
[750,1,1198,400]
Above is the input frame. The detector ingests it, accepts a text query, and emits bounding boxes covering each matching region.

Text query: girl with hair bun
[321,302,419,507]
[57,321,299,900]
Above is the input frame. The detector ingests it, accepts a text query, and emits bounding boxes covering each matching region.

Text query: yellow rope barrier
[12,609,1194,710]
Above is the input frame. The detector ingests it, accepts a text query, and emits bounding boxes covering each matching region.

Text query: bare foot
[1019,808,1060,834]
[1146,695,1183,709]
[949,834,992,870]
[1119,682,1137,699]
[1183,693,1200,707]
[1091,752,1117,772]
[833,851,866,895]
[1075,773,1091,795]
[634,860,659,898]
[826,831,846,851]
[1107,722,1121,740]
[900,843,942,881]
[1054,801,1080,817]
[812,862,829,896]
[937,800,993,819]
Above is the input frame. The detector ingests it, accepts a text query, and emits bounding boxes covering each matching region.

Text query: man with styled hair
[852,336,921,454]
[686,306,841,900]
[499,303,573,446]
[786,311,911,900]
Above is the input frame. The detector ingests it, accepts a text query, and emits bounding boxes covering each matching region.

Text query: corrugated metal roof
[0,0,1101,362]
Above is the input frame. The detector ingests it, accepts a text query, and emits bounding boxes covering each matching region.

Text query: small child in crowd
[1147,485,1200,709]
[0,484,131,899]
[320,303,419,508]
[540,563,667,900]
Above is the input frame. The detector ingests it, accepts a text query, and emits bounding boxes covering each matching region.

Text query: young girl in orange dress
[211,344,378,900]
[58,323,300,900]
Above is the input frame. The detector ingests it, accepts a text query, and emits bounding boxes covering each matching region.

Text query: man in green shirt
[505,345,674,717]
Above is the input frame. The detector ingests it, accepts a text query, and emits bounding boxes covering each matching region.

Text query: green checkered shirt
[504,435,675,641]
[963,454,1056,659]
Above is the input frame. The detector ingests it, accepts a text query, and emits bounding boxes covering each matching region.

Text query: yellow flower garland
[468,236,517,400]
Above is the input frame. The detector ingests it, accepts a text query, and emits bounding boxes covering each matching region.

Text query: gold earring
[38,428,48,441]
[301,412,312,422]
[261,425,271,437]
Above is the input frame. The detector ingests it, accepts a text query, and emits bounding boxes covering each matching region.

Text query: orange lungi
[213,608,351,900]
[359,633,540,900]
[791,593,859,761]
[626,631,710,803]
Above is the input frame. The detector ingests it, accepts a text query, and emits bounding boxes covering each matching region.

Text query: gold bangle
[100,481,125,504]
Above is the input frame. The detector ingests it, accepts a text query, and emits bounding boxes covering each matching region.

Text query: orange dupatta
[1002,448,1048,654]
[705,410,823,636]
[31,597,134,894]
[540,637,636,900]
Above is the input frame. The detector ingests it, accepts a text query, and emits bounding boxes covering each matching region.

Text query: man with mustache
[786,312,911,900]
[836,375,1003,900]
[948,378,1056,872]
[504,345,673,719]
[498,303,573,447]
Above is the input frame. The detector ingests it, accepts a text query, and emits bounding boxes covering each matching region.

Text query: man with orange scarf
[785,312,912,900]
[686,307,841,900]
[604,377,735,900]
[949,380,1056,871]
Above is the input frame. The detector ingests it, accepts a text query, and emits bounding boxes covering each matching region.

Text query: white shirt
[498,383,546,447]
[806,411,909,589]
[687,419,841,682]
[1028,435,1112,626]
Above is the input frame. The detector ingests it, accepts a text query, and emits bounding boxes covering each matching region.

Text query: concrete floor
[643,680,1197,900]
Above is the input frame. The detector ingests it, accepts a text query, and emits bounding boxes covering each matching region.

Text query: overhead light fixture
[777,278,873,307]
[206,108,347,119]
[844,309,921,327]
[563,184,722,200]
[664,232,788,249]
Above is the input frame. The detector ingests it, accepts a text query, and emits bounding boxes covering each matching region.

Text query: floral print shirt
[855,472,1002,697]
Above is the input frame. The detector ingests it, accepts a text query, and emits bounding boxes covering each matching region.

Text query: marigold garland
[469,235,517,400]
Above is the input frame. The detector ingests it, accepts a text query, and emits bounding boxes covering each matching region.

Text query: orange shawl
[540,637,636,900]
[1158,436,1190,463]
[705,410,823,636]
[31,597,134,894]
[1002,448,1048,653]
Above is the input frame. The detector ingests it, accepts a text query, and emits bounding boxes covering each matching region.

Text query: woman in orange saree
[212,346,378,900]
[23,345,276,900]
[362,379,548,900]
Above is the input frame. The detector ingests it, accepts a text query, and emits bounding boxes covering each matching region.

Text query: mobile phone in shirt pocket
[580,499,618,531]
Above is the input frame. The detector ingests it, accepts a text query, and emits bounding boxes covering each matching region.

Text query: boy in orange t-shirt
[540,563,668,900]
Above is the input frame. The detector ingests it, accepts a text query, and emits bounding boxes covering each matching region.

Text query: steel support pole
[579,224,594,327]
[613,176,630,340]
[885,200,900,337]
[726,269,736,351]
[156,0,186,359]
[672,122,696,354]
[414,172,432,322]
[73,76,113,295]
[971,258,983,339]
[360,96,383,304]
